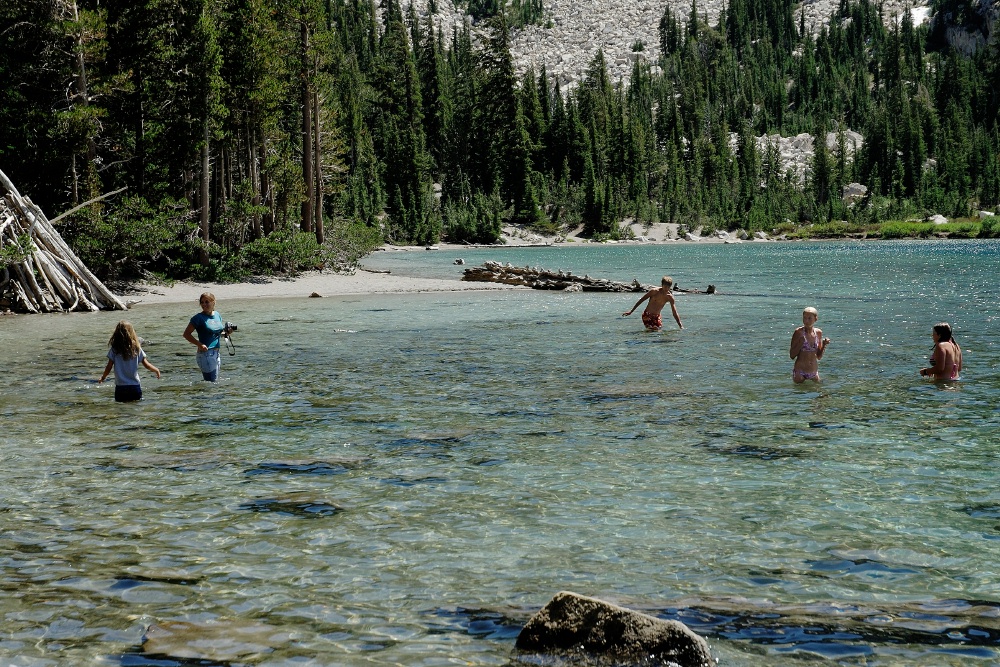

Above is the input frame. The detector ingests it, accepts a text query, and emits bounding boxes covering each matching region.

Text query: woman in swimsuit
[790,307,831,383]
[920,322,962,380]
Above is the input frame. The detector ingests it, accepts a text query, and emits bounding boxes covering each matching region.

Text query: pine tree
[371,0,431,242]
[475,13,539,222]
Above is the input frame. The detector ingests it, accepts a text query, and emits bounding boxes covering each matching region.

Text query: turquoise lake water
[2,239,1000,665]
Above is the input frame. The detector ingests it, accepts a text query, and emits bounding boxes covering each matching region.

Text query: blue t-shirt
[190,312,224,349]
[108,348,146,387]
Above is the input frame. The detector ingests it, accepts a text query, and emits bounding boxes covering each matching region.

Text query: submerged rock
[142,619,290,663]
[514,591,713,667]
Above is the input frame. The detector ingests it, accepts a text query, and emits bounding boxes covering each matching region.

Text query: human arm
[816,329,830,359]
[921,342,948,377]
[184,322,208,352]
[623,292,651,316]
[99,359,114,383]
[668,298,683,329]
[789,329,802,359]
[142,357,161,379]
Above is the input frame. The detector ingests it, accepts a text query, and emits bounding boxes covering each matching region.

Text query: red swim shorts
[642,311,663,330]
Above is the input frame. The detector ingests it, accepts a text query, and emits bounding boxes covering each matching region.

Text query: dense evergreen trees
[1,0,998,281]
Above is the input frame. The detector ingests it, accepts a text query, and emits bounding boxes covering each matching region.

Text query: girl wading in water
[99,320,160,401]
[183,292,227,381]
[790,307,831,383]
[921,322,962,380]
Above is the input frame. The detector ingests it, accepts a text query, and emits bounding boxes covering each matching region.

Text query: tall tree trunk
[71,154,79,205]
[249,128,262,240]
[200,120,210,265]
[220,145,229,212]
[261,137,274,235]
[313,89,324,244]
[300,21,314,233]
[69,0,97,204]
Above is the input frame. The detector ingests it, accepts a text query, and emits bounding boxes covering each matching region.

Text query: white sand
[123,223,749,307]
[124,268,521,307]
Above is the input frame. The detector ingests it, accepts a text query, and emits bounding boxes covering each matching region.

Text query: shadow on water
[237,498,342,517]
[119,654,232,667]
[698,438,807,460]
[243,461,353,477]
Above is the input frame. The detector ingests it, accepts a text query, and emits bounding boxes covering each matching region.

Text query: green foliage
[0,233,35,269]
[979,216,1000,238]
[3,0,1000,283]
[466,0,500,21]
[876,220,980,239]
[64,197,196,280]
[789,220,866,238]
[319,218,384,268]
[219,228,323,280]
[879,221,936,238]
[443,192,504,244]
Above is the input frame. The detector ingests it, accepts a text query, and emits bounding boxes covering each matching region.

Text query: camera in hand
[224,321,238,333]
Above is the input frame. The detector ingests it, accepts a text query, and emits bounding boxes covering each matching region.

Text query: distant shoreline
[121,232,991,308]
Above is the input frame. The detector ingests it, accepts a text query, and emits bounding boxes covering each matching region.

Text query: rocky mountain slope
[408,0,933,88]
[402,0,994,191]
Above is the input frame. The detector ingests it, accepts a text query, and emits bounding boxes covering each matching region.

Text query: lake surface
[3,239,1000,666]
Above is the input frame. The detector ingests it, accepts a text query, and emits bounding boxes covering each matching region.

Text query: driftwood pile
[462,260,716,293]
[0,169,126,313]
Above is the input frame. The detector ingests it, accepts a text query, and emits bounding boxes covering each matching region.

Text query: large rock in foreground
[515,591,714,666]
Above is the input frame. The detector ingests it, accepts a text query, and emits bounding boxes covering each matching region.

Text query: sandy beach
[122,222,747,307]
[122,266,522,307]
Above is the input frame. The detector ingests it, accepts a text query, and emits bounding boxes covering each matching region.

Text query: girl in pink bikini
[790,307,831,383]
[920,322,962,380]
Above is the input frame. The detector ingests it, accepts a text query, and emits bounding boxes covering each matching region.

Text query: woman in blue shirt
[183,292,226,381]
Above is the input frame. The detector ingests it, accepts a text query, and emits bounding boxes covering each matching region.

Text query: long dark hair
[933,322,954,343]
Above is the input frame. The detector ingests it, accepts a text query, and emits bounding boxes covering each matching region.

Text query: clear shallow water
[2,239,1000,666]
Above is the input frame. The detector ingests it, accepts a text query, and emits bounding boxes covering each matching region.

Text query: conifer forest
[2,0,999,281]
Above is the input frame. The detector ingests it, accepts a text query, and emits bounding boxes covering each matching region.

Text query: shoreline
[117,232,920,308]
[123,269,525,308]
[122,231,751,307]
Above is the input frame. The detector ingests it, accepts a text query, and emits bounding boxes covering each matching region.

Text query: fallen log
[0,168,127,313]
[462,260,716,294]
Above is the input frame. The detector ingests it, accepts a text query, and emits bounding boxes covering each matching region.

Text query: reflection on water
[2,240,1000,665]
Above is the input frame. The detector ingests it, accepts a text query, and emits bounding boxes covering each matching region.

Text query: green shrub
[0,233,34,269]
[442,193,504,244]
[879,221,934,239]
[232,228,322,277]
[978,216,1000,238]
[945,222,979,238]
[64,196,195,280]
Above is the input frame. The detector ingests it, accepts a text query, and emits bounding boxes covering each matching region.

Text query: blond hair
[109,320,141,359]
[199,292,216,306]
[661,276,674,288]
[803,307,818,317]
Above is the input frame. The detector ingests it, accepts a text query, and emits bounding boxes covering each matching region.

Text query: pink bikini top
[800,329,821,354]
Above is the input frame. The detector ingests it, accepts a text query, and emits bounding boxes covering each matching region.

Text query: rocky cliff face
[933,0,998,56]
[403,0,932,89]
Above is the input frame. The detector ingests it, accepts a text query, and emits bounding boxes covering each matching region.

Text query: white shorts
[196,348,221,374]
